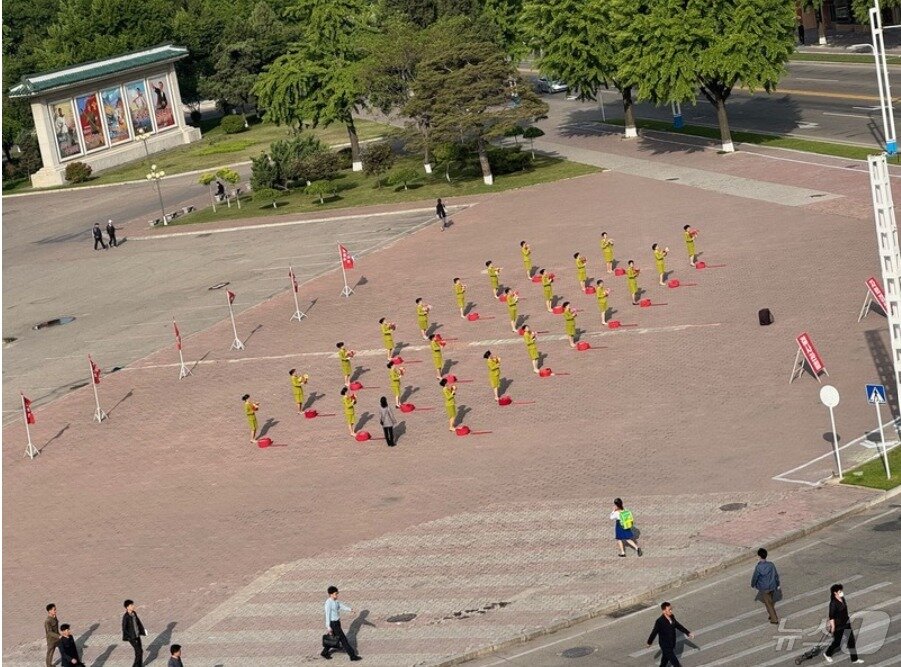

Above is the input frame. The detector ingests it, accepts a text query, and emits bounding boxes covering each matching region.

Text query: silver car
[535,77,568,94]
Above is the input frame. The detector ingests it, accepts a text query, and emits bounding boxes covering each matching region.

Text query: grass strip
[840,445,901,490]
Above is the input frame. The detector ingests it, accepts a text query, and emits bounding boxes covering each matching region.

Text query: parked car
[535,77,568,94]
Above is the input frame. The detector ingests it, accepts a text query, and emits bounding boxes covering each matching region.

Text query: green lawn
[605,117,901,162]
[840,445,901,491]
[3,118,394,192]
[175,154,599,226]
[791,53,901,66]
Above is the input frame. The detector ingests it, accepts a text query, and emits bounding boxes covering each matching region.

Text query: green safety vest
[619,509,634,529]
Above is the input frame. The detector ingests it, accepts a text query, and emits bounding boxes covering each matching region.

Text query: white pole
[178,346,191,379]
[22,394,38,459]
[875,400,892,478]
[227,295,245,350]
[90,360,106,423]
[598,90,606,122]
[871,4,897,155]
[828,405,843,478]
[338,244,354,297]
[289,265,306,321]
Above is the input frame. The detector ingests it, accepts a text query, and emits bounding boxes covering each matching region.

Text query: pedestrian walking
[751,547,781,624]
[92,222,108,250]
[601,232,615,273]
[168,644,184,667]
[106,219,118,247]
[647,602,693,667]
[121,599,147,667]
[379,318,396,359]
[610,498,642,557]
[562,301,578,347]
[574,252,588,290]
[341,387,357,438]
[58,624,85,666]
[430,333,445,380]
[522,325,540,373]
[453,278,467,318]
[322,586,362,661]
[45,603,60,667]
[486,260,501,300]
[539,268,554,312]
[653,244,669,286]
[242,394,259,443]
[436,198,447,230]
[520,241,533,278]
[504,288,519,332]
[379,396,397,446]
[387,360,404,408]
[595,279,610,325]
[683,225,699,267]
[415,298,431,340]
[440,378,457,431]
[484,350,501,401]
[626,260,640,305]
[337,342,355,387]
[216,180,225,200]
[290,369,310,413]
[824,583,864,663]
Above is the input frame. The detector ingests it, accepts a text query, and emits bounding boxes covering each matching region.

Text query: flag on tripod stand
[22,394,35,424]
[89,356,102,385]
[289,267,299,293]
[227,289,237,304]
[339,244,355,270]
[173,321,183,350]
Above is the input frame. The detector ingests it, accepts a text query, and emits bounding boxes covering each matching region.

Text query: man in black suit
[647,602,693,667]
[58,624,85,666]
[122,599,147,667]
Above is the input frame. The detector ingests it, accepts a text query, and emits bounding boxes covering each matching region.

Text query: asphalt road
[467,503,901,667]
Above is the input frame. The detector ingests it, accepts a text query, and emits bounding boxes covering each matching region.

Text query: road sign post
[866,383,893,479]
[820,385,843,479]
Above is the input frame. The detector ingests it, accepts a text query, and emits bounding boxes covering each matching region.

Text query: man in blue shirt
[322,586,361,661]
[751,548,781,624]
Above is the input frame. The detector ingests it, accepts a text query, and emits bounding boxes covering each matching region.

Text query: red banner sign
[339,243,355,270]
[866,276,887,311]
[796,332,825,375]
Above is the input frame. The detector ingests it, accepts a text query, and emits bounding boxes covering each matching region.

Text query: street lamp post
[136,127,151,161]
[870,0,899,155]
[146,164,167,225]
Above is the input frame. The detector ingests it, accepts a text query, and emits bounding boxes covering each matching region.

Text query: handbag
[322,633,341,649]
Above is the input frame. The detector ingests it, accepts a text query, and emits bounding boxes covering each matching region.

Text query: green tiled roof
[8,44,188,98]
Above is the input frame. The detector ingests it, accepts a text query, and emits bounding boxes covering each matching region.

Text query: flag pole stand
[788,347,806,384]
[858,290,875,322]
[22,394,38,459]
[178,348,192,379]
[91,380,107,422]
[289,267,307,321]
[227,301,245,350]
[340,262,354,298]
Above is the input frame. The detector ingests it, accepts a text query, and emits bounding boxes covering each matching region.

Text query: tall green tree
[482,0,527,60]
[254,0,371,169]
[405,16,547,184]
[801,0,827,45]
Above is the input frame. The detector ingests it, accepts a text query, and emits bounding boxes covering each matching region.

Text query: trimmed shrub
[362,142,395,188]
[64,161,93,183]
[305,180,335,204]
[388,166,420,190]
[220,114,247,134]
[336,147,353,170]
[253,187,281,208]
[250,153,278,190]
[486,146,530,175]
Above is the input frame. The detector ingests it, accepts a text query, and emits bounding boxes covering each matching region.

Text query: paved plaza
[3,122,901,664]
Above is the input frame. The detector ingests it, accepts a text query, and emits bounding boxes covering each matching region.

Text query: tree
[406,16,547,184]
[305,180,335,203]
[504,125,524,144]
[523,126,544,159]
[362,141,396,187]
[250,153,279,190]
[217,167,242,208]
[254,0,371,169]
[388,166,421,190]
[482,0,527,60]
[380,0,481,28]
[801,0,828,45]
[432,141,467,181]
[198,172,219,211]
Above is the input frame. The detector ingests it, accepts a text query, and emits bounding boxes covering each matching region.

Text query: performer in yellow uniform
[562,301,578,347]
[626,260,640,305]
[379,317,396,359]
[453,277,467,318]
[601,232,615,274]
[340,386,357,437]
[520,241,533,278]
[522,325,540,373]
[387,360,404,408]
[440,378,457,431]
[504,287,519,332]
[595,279,610,325]
[652,243,669,286]
[429,333,445,380]
[415,297,431,339]
[574,252,588,290]
[289,368,309,412]
[683,224,699,267]
[242,393,259,443]
[336,341,354,386]
[484,350,501,401]
[539,269,554,312]
[486,260,502,299]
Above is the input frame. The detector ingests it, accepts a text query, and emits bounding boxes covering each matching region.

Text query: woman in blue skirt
[609,497,643,557]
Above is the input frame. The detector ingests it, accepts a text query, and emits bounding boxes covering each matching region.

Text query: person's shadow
[351,366,369,382]
[258,418,278,437]
[144,621,177,664]
[538,352,549,368]
[401,385,419,403]
[457,404,472,422]
[303,392,325,409]
[346,610,375,652]
[394,421,407,442]
[76,623,100,654]
[498,377,513,395]
[357,412,373,429]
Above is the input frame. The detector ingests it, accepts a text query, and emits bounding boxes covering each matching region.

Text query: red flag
[173,321,182,351]
[21,394,36,424]
[339,244,355,270]
[289,267,299,293]
[89,356,101,385]
[226,289,236,305]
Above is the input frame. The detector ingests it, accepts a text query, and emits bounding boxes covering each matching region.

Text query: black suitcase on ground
[758,308,773,326]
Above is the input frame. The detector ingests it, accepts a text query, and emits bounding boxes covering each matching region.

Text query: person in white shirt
[322,586,361,661]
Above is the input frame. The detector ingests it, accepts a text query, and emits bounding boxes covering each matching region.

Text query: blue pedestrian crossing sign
[866,384,887,404]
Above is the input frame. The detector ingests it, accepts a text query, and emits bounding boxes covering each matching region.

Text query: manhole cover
[386,613,416,623]
[720,502,747,512]
[873,518,900,532]
[208,282,230,290]
[561,647,595,659]
[33,316,76,330]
